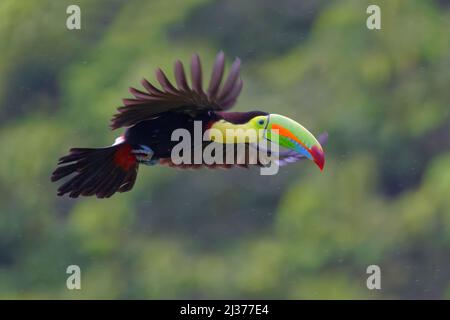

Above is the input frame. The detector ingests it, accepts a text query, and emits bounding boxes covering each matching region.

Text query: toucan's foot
[132,145,158,166]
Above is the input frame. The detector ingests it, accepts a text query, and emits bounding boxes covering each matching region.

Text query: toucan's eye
[258,119,265,125]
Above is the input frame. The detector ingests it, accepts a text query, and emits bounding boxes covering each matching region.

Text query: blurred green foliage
[0,0,449,299]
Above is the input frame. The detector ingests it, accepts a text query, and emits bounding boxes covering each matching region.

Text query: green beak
[264,114,325,170]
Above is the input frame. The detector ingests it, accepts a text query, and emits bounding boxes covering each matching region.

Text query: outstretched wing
[111,52,243,129]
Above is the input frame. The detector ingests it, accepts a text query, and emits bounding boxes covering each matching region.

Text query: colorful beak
[264,114,325,171]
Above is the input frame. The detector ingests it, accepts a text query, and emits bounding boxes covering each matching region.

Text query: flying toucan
[51,52,327,198]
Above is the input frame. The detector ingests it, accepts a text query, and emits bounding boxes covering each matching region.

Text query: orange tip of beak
[311,145,325,171]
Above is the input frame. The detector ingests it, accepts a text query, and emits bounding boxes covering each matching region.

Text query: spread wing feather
[111,52,243,129]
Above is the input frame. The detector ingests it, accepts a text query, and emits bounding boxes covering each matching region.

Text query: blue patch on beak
[291,140,313,160]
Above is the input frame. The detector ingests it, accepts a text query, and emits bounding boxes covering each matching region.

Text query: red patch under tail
[51,143,139,198]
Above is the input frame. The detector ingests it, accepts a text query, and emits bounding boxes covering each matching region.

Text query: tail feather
[51,143,139,198]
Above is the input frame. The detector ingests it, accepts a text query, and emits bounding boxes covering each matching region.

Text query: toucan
[51,52,327,198]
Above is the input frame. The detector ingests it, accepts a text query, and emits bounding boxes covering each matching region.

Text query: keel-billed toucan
[52,52,327,198]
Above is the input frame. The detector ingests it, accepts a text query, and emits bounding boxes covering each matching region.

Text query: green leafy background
[0,0,449,299]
